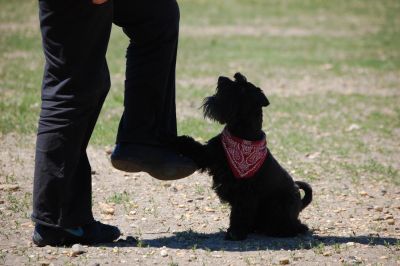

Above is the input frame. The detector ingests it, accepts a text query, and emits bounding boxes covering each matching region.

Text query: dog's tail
[295,181,312,210]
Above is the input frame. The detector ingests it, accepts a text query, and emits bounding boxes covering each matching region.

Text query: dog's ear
[203,96,225,123]
[202,95,238,124]
[259,91,270,107]
[203,77,239,124]
[233,72,247,83]
[234,72,270,108]
[218,76,232,87]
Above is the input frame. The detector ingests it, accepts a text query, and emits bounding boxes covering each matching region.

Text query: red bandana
[221,128,267,179]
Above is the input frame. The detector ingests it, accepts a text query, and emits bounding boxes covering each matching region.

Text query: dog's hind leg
[280,219,309,237]
[263,220,308,237]
[257,197,309,237]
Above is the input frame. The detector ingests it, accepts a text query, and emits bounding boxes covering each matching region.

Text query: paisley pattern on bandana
[221,128,267,179]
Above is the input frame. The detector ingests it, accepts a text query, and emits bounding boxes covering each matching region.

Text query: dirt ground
[0,134,399,266]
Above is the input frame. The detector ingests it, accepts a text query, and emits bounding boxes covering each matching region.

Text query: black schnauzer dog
[175,73,312,240]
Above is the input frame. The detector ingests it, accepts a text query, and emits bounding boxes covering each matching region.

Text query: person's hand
[92,0,108,4]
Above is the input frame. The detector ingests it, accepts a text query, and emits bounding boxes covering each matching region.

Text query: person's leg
[111,0,197,180]
[32,0,119,246]
[115,1,179,144]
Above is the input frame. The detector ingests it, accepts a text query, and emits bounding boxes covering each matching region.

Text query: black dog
[175,73,312,240]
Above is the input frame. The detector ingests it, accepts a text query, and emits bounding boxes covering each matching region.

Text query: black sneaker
[32,221,121,247]
[110,143,197,180]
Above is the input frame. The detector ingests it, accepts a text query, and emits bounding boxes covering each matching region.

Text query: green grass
[0,0,399,184]
[106,191,131,205]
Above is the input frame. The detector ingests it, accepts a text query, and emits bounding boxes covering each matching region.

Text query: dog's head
[203,73,269,127]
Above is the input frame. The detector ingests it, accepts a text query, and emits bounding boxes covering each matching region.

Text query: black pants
[114,0,179,145]
[32,0,179,228]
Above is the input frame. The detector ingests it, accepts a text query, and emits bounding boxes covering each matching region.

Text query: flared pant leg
[114,1,180,146]
[32,0,113,228]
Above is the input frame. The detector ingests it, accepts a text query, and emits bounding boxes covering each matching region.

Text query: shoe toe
[110,143,198,179]
[85,221,121,243]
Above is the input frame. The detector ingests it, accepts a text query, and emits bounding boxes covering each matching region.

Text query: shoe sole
[32,227,121,247]
[111,158,143,173]
[111,158,196,180]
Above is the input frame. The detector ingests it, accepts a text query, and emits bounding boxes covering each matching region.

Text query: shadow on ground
[105,230,399,251]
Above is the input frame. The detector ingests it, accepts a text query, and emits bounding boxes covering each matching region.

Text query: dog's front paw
[173,135,195,152]
[296,223,309,234]
[225,229,247,241]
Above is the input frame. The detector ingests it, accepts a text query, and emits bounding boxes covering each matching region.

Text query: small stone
[38,261,51,266]
[176,251,185,257]
[305,152,320,160]
[373,216,384,221]
[71,244,86,257]
[279,257,290,265]
[346,242,355,247]
[374,206,383,212]
[384,214,393,220]
[105,148,113,155]
[0,184,19,191]
[379,256,388,260]
[204,207,215,212]
[293,254,303,261]
[359,191,368,196]
[102,215,113,221]
[160,249,168,257]
[99,202,115,215]
[347,124,361,132]
[323,251,332,257]
[387,219,395,225]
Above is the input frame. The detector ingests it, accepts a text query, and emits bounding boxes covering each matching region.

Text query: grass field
[1,0,398,184]
[0,0,399,265]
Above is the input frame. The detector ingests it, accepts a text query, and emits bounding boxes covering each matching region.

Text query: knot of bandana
[221,128,267,179]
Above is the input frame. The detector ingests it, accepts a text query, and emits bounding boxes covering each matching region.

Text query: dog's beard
[202,95,237,124]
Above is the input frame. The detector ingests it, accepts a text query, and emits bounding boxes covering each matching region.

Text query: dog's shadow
[108,230,399,251]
